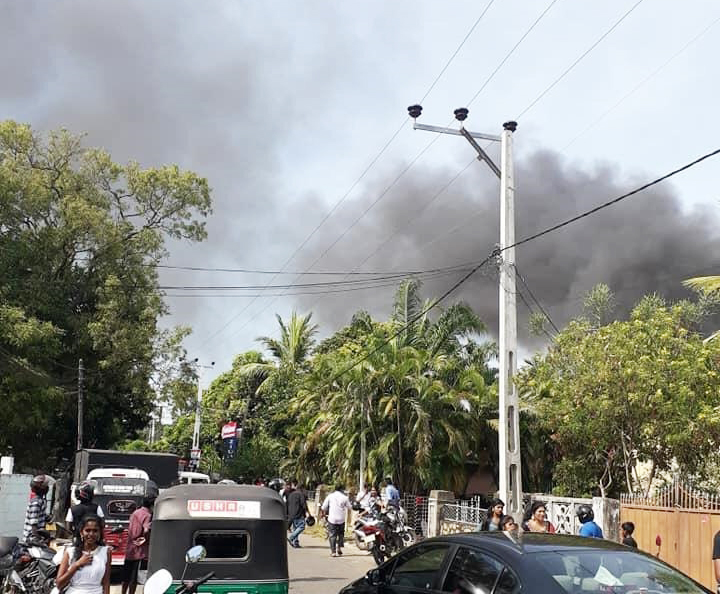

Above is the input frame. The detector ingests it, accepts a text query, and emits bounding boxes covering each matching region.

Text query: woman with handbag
[56,515,110,594]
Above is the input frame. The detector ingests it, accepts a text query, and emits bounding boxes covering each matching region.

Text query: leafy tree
[0,120,211,469]
[516,288,720,497]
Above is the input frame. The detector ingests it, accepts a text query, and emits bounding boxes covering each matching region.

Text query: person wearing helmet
[23,474,51,541]
[267,478,285,493]
[66,481,104,535]
[121,481,158,594]
[576,504,604,538]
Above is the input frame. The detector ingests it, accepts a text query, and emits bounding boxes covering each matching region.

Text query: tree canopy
[0,120,211,470]
[516,287,720,498]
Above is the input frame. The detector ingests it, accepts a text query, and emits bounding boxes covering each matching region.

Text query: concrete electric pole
[191,359,215,470]
[409,105,522,516]
[77,358,84,451]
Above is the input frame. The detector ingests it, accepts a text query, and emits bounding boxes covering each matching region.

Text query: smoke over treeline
[292,149,720,343]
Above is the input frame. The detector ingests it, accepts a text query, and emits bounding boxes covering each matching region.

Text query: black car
[340,531,710,594]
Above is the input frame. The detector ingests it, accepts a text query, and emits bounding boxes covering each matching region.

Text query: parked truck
[55,449,179,565]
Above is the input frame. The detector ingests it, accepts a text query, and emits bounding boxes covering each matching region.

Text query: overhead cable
[513,265,560,334]
[506,147,720,252]
[466,0,562,108]
[322,146,720,384]
[562,13,720,151]
[516,0,646,119]
[198,1,500,347]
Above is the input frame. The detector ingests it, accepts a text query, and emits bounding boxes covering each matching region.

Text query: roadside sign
[190,448,201,461]
[221,422,237,440]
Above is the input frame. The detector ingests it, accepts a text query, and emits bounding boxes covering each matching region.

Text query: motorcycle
[1,537,20,594]
[353,510,381,551]
[2,531,56,594]
[388,505,415,549]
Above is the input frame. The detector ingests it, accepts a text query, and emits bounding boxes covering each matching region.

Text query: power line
[506,146,720,252]
[324,255,499,386]
[159,265,476,292]
[197,1,502,349]
[516,0,646,120]
[513,264,560,334]
[515,282,555,341]
[158,267,473,291]
[420,0,497,103]
[151,263,441,276]
[466,0,562,108]
[240,2,566,345]
[562,13,720,151]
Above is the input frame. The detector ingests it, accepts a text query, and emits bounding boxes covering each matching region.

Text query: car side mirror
[366,569,382,586]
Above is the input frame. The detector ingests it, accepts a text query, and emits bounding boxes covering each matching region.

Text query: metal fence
[403,494,429,537]
[439,499,487,535]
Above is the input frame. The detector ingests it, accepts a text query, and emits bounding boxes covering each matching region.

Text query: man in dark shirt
[285,479,309,548]
[622,522,637,548]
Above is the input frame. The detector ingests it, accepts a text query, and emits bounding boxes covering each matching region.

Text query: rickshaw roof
[154,484,286,521]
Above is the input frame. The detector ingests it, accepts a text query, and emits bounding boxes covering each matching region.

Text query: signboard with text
[221,421,238,440]
[187,499,261,518]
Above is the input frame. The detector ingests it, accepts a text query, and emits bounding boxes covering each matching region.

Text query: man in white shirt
[320,484,352,557]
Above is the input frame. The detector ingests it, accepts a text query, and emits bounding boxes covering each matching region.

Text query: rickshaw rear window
[194,531,249,560]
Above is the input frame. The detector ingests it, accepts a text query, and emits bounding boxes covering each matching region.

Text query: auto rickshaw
[147,484,289,594]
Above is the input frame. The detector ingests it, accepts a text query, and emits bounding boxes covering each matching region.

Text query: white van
[177,471,211,485]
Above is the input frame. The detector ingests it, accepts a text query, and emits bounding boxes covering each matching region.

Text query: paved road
[289,534,375,594]
[110,534,375,594]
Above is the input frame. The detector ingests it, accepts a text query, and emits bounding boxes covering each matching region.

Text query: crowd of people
[20,474,157,594]
[475,498,639,546]
[276,476,402,557]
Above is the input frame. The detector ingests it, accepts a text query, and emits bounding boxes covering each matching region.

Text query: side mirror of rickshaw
[186,545,207,564]
[144,569,172,594]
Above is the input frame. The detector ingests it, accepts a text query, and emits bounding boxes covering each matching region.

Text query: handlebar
[175,572,215,594]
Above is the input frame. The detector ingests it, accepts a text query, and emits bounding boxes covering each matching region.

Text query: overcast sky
[2,0,719,384]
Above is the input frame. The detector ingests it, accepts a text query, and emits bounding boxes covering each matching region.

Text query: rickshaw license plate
[365,533,376,543]
[187,500,261,518]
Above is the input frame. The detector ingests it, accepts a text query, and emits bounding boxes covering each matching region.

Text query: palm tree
[684,276,720,341]
[240,311,318,393]
[288,280,496,492]
[684,276,720,295]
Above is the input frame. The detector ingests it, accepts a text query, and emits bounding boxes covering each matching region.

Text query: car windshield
[533,550,707,594]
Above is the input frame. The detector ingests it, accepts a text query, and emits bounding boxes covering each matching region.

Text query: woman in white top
[56,515,111,594]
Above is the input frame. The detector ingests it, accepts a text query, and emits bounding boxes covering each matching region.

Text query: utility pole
[359,398,366,494]
[77,358,84,451]
[408,105,522,516]
[498,121,522,516]
[191,359,215,470]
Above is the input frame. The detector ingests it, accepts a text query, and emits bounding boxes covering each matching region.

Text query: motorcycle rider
[382,477,400,510]
[23,475,51,542]
[357,487,379,512]
[66,482,104,535]
[576,504,604,538]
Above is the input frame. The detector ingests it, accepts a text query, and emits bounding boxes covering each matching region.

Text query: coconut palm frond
[683,275,720,295]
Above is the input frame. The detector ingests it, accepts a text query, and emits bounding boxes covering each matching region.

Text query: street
[109,534,375,594]
[288,534,375,594]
